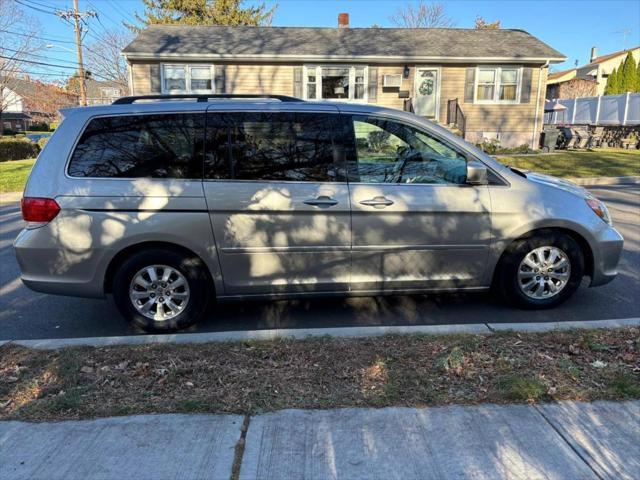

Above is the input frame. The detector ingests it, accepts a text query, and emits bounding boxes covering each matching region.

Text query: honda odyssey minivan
[15,94,623,331]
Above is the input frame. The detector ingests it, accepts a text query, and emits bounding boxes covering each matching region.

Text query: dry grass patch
[1,328,638,421]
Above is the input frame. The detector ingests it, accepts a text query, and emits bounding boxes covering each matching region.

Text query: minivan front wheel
[113,249,210,332]
[496,232,584,309]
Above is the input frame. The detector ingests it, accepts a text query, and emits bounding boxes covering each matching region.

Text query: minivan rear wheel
[495,232,584,309]
[113,249,210,332]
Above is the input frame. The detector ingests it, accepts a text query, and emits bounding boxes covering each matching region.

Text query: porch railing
[446,98,466,137]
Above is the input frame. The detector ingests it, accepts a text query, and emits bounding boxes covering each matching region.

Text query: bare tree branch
[390,2,455,28]
[84,28,133,90]
[0,0,45,113]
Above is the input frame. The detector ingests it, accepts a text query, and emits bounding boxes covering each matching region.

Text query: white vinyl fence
[545,93,640,126]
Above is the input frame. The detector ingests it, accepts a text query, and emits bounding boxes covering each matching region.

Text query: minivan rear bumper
[14,227,106,299]
[589,225,624,287]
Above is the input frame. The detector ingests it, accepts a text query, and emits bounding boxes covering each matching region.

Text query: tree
[474,16,501,29]
[604,66,618,95]
[0,0,44,135]
[85,29,133,91]
[130,0,276,30]
[390,2,455,28]
[605,52,640,94]
[619,51,637,93]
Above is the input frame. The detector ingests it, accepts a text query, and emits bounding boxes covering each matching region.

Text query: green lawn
[496,148,640,178]
[0,159,35,194]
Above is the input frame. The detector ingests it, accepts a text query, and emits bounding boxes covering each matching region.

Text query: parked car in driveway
[14,94,624,332]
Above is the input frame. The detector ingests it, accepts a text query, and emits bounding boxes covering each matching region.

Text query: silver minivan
[15,95,623,331]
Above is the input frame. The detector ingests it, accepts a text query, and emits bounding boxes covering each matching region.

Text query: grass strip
[1,327,638,421]
[496,148,640,178]
[0,159,35,194]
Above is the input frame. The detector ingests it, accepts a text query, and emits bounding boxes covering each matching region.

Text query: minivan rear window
[205,112,338,182]
[68,114,204,178]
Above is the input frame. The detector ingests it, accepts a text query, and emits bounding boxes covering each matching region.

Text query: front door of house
[414,68,440,120]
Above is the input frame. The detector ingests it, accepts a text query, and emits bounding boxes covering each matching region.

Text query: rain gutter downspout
[533,60,550,148]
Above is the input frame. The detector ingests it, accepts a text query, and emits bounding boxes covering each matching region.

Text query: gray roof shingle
[122,25,565,62]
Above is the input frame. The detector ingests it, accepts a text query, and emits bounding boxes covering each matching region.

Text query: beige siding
[439,64,546,147]
[224,64,294,95]
[375,65,414,110]
[130,63,154,95]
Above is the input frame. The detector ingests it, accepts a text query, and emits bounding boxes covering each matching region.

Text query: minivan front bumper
[589,225,624,287]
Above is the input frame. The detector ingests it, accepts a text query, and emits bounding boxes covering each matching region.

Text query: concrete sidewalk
[1,401,638,480]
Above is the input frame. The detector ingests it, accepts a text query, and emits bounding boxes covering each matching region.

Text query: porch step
[442,123,464,137]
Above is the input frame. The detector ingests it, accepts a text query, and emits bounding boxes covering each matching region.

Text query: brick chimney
[590,46,598,62]
[338,13,349,28]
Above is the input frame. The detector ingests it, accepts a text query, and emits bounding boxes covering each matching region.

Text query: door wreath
[419,78,434,95]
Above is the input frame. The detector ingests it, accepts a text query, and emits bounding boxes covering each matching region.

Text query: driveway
[1,185,638,340]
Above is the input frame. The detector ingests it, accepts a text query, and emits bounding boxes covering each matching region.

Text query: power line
[0,29,77,45]
[55,0,97,106]
[0,55,78,70]
[2,47,82,67]
[14,0,58,16]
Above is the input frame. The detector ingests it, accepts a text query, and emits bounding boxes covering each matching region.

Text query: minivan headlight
[586,197,612,225]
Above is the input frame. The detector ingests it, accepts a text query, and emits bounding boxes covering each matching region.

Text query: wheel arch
[492,227,594,285]
[104,241,215,295]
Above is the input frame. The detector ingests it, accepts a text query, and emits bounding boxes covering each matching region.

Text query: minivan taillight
[21,197,60,223]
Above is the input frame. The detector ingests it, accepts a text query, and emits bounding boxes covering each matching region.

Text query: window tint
[346,115,467,185]
[226,112,337,182]
[204,113,231,180]
[68,114,204,178]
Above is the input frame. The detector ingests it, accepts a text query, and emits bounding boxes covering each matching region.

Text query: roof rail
[112,94,303,105]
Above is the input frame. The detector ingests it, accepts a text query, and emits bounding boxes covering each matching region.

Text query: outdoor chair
[588,126,605,148]
[574,128,590,149]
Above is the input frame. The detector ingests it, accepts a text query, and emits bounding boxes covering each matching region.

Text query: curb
[487,317,640,332]
[567,176,640,186]
[4,317,639,350]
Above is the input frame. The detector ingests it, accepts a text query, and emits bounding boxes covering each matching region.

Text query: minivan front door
[343,114,491,292]
[202,107,351,295]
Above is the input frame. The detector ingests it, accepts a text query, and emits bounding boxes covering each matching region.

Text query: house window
[475,67,521,103]
[304,66,367,101]
[162,65,214,94]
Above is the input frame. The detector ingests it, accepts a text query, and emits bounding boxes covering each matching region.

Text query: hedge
[0,137,40,161]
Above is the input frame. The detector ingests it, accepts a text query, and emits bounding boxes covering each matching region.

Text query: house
[85,79,126,105]
[122,14,565,148]
[547,46,640,98]
[0,76,78,131]
[546,71,597,99]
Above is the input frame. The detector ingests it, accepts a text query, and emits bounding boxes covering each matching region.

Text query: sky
[11,0,640,82]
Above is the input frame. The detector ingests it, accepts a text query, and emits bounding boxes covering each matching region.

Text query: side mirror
[466,160,488,185]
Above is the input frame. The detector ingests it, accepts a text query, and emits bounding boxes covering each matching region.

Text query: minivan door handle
[359,196,394,208]
[303,196,339,208]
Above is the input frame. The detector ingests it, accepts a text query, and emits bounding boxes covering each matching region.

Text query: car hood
[524,171,590,198]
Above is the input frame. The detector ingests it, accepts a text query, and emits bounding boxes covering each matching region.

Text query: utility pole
[56,1,96,106]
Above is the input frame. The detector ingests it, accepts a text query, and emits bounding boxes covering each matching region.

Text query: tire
[494,232,584,309]
[112,248,210,332]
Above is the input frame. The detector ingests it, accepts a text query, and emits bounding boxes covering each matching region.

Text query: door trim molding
[413,66,442,122]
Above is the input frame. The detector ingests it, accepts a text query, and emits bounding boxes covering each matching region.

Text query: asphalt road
[1,185,638,340]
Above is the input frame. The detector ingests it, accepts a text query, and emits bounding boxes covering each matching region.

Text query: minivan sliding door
[202,108,351,296]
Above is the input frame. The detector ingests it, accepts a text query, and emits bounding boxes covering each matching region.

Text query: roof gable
[586,46,640,67]
[123,25,565,63]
